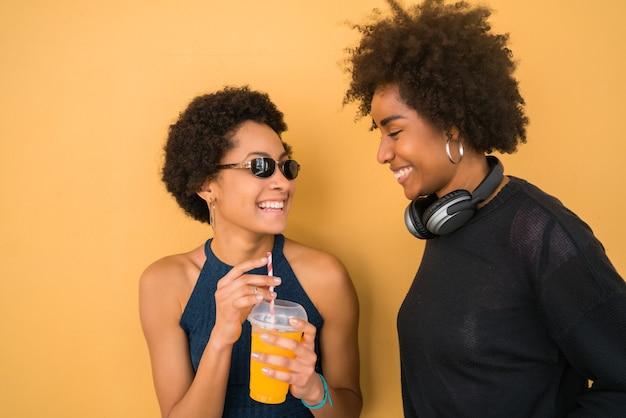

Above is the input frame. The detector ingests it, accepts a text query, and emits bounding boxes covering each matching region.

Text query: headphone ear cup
[405,195,438,239]
[422,189,474,235]
[404,157,504,239]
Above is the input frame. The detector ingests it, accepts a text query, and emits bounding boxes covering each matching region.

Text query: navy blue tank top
[180,234,323,417]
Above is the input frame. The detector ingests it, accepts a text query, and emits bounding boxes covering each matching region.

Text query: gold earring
[209,200,216,234]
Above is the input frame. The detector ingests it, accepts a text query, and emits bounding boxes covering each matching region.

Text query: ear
[197,188,212,202]
[197,180,213,203]
[447,125,461,141]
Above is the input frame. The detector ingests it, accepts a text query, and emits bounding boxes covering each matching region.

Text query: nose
[376,135,395,164]
[269,165,291,189]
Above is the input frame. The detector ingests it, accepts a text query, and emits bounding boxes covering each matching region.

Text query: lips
[257,200,284,210]
[393,166,413,182]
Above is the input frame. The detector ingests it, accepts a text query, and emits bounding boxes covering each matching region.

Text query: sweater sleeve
[561,294,626,417]
[534,216,626,416]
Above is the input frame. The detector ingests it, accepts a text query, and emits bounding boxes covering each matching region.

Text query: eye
[388,130,402,138]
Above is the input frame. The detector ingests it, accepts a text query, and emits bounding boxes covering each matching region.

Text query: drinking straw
[267,251,275,315]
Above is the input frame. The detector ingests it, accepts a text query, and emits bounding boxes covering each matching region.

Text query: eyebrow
[378,114,407,128]
[243,150,289,160]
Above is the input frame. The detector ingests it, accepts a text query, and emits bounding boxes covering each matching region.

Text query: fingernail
[270,291,277,298]
[260,334,270,342]
[289,317,300,325]
[262,367,271,375]
[251,352,260,360]
[255,294,263,300]
[273,277,281,284]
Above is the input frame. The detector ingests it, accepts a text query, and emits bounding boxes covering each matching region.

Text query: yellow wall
[1,1,624,417]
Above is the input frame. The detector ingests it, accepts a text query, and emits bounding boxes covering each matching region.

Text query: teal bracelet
[301,373,333,410]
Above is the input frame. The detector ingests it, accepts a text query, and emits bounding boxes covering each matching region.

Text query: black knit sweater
[398,177,626,417]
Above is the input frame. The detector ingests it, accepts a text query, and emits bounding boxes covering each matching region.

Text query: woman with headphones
[343,0,626,416]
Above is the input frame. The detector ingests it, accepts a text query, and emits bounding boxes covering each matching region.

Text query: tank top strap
[272,233,285,254]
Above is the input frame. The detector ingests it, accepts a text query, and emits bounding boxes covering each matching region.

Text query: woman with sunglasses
[343,0,626,417]
[139,86,362,418]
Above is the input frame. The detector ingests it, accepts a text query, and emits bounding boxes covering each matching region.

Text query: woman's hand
[251,318,325,404]
[212,257,281,347]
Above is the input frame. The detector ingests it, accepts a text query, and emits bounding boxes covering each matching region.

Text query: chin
[403,189,419,201]
[264,222,288,235]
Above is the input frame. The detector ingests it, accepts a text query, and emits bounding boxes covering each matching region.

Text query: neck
[436,151,486,198]
[210,232,275,266]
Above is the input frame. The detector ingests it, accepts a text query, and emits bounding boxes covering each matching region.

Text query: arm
[257,248,362,417]
[561,292,626,417]
[139,255,279,418]
[310,253,362,417]
[534,226,626,416]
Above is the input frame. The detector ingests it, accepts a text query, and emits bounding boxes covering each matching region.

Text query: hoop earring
[209,201,216,234]
[445,133,464,164]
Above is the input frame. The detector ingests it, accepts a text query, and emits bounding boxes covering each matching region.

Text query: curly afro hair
[343,0,528,154]
[161,85,290,224]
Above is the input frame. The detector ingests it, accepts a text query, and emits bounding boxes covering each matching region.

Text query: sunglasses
[216,157,300,180]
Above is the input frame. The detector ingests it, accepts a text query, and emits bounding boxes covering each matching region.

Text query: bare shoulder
[282,238,349,284]
[139,244,206,317]
[282,238,358,314]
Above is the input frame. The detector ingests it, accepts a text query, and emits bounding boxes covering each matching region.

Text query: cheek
[395,137,422,165]
[282,184,295,210]
[396,132,446,167]
[219,184,254,207]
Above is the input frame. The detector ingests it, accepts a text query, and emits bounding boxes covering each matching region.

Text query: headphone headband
[471,156,504,204]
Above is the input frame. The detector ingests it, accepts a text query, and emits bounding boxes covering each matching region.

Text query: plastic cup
[247,299,308,404]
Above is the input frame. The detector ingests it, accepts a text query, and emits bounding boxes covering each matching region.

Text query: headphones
[404,156,504,239]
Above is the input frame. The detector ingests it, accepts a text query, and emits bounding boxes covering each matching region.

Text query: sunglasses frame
[216,157,300,180]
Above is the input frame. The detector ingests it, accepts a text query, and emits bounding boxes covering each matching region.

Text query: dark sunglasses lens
[250,158,275,178]
[282,160,300,179]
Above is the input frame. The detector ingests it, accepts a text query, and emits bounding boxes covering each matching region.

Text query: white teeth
[394,167,413,179]
[258,201,284,209]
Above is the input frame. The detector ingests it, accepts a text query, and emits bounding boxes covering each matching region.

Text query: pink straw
[267,251,275,314]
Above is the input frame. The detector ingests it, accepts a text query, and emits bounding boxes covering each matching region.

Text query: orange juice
[247,299,308,404]
[249,327,303,404]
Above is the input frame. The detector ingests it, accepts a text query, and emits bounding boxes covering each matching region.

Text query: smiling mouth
[393,166,413,181]
[258,200,284,210]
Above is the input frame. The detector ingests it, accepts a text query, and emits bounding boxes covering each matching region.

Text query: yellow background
[1,1,624,417]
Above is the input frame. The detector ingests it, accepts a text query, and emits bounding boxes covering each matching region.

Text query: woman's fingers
[217,257,281,296]
[215,255,281,306]
[252,350,303,384]
[230,283,278,309]
[217,256,269,288]
[252,345,317,390]
[250,319,318,388]
[256,319,316,357]
[289,318,317,345]
[211,257,281,343]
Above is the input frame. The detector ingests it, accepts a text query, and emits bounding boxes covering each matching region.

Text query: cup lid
[247,299,308,331]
